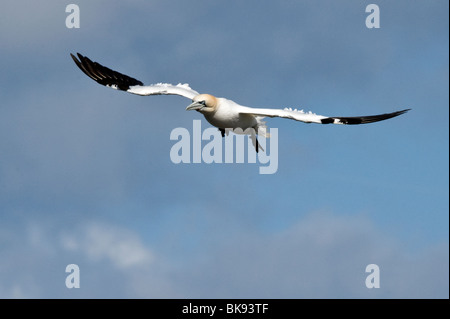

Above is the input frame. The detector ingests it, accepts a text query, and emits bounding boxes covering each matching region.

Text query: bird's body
[70,52,409,151]
[193,95,260,131]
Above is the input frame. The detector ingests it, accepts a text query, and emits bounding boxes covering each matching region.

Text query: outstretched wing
[70,53,199,100]
[237,106,410,125]
[319,109,410,124]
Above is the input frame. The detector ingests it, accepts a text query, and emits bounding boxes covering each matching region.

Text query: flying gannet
[70,53,409,152]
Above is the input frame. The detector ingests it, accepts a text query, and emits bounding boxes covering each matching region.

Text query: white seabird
[71,53,409,152]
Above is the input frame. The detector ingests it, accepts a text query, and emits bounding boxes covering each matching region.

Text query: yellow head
[186,94,218,113]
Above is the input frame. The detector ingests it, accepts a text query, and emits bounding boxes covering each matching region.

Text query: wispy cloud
[61,222,154,269]
[0,213,447,298]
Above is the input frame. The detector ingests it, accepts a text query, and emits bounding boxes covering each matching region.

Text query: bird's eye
[200,100,206,106]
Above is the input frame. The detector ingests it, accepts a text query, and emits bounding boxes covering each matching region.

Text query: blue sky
[0,0,448,298]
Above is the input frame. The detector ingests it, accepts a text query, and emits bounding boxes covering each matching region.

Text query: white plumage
[71,53,409,151]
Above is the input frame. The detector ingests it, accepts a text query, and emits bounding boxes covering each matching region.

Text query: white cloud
[0,212,447,298]
[61,223,154,269]
[166,212,449,299]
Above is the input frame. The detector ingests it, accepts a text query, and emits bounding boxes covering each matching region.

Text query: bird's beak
[186,101,204,111]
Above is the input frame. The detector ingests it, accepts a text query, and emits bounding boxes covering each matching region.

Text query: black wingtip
[399,108,411,115]
[70,52,84,64]
[69,52,80,66]
[323,108,411,125]
[70,52,144,91]
[321,118,335,124]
